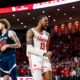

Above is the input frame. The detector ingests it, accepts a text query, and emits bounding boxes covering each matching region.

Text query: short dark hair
[36,15,47,24]
[0,18,10,29]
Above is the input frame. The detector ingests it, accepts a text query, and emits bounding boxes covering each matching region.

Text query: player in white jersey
[26,15,52,80]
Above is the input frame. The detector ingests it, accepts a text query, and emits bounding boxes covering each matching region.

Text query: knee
[44,77,51,80]
[3,75,9,80]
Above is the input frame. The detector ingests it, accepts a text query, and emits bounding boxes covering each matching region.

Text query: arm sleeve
[27,45,47,57]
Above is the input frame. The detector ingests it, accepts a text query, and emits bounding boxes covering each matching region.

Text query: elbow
[19,44,21,48]
[17,43,21,48]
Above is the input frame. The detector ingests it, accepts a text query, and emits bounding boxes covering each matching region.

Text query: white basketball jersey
[31,28,49,53]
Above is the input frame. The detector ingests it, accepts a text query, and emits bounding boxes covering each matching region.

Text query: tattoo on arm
[26,29,34,46]
[9,31,21,48]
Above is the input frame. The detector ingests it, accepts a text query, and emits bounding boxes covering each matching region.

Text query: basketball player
[0,19,21,80]
[26,15,52,80]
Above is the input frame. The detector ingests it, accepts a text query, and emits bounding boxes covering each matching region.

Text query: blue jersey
[0,31,16,56]
[0,31,17,79]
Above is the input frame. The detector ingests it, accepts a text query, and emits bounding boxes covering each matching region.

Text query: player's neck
[1,28,7,36]
[35,25,43,33]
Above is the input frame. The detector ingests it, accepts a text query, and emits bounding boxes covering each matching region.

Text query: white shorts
[28,53,52,74]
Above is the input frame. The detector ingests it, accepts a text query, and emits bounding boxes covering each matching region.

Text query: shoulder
[8,30,16,37]
[44,31,50,36]
[26,28,34,37]
[8,30,16,34]
[44,31,50,40]
[27,28,33,33]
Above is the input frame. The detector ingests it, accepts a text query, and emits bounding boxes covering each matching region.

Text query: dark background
[0,0,50,8]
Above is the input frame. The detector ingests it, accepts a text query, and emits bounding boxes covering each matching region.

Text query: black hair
[36,15,47,25]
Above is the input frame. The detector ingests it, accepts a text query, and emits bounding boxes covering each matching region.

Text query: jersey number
[40,42,47,50]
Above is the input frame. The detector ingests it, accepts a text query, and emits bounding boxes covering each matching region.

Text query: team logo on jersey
[37,36,47,42]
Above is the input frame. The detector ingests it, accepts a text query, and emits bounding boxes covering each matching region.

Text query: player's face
[40,17,49,29]
[0,23,4,30]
